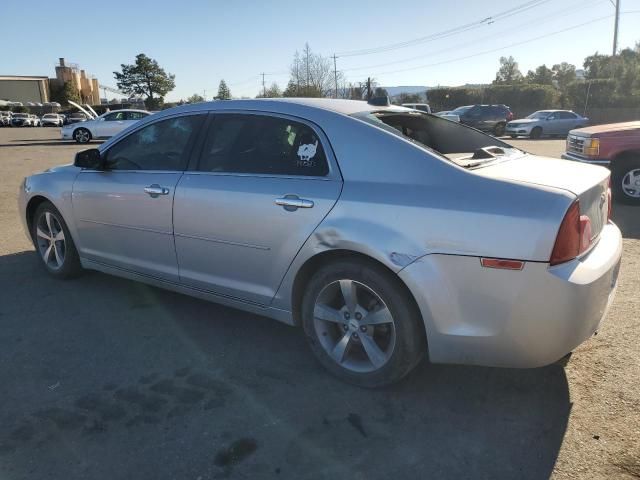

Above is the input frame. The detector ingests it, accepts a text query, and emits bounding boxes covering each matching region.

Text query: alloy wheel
[35,211,66,270]
[313,279,396,373]
[622,168,640,198]
[75,129,90,143]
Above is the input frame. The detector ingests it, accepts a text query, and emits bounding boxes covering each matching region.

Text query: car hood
[473,154,609,197]
[43,164,77,174]
[570,121,640,137]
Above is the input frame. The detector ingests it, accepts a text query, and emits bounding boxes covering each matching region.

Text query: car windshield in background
[13,113,28,118]
[43,114,57,118]
[352,110,517,167]
[527,111,552,119]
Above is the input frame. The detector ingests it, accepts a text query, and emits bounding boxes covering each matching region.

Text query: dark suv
[451,104,514,136]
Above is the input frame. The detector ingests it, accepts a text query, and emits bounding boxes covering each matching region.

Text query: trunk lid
[474,155,610,240]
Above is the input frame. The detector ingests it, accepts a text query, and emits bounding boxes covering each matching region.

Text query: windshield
[451,105,473,115]
[43,114,57,118]
[526,111,552,119]
[14,113,28,118]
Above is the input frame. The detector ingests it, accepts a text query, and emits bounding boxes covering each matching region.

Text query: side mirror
[74,148,104,170]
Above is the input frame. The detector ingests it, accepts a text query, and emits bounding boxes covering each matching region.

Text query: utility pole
[203,89,207,101]
[612,0,620,55]
[261,73,266,97]
[366,77,372,101]
[332,54,338,99]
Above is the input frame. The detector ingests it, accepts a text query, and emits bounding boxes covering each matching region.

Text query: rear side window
[559,111,577,119]
[197,114,329,177]
[127,111,149,120]
[105,115,202,171]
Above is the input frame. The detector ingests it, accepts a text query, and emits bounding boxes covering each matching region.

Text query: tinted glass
[559,111,577,119]
[127,111,149,120]
[104,111,126,121]
[106,115,201,171]
[198,114,329,177]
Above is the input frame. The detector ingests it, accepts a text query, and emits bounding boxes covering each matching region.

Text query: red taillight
[506,111,514,121]
[550,201,591,266]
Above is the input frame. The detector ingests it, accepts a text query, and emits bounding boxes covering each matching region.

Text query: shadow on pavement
[612,203,640,240]
[0,250,570,479]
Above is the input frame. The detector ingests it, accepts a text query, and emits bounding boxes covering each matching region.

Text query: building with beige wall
[0,76,50,103]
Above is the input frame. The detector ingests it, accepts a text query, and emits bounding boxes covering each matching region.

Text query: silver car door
[72,114,205,282]
[173,112,342,305]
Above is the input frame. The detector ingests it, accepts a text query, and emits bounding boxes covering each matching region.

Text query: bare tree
[287,43,345,97]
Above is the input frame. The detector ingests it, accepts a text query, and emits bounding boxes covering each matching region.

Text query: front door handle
[275,195,314,211]
[144,184,170,198]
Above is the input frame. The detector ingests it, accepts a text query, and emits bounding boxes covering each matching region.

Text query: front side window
[105,115,202,171]
[104,111,126,121]
[197,114,329,177]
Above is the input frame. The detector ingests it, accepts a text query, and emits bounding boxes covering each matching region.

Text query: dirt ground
[0,127,638,479]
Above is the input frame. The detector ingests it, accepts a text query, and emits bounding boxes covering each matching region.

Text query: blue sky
[1,0,639,100]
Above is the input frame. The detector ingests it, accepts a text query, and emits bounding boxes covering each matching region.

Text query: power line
[341,0,606,74]
[335,0,551,57]
[369,13,622,78]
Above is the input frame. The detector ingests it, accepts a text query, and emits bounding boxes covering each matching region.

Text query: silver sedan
[506,110,589,139]
[19,99,622,387]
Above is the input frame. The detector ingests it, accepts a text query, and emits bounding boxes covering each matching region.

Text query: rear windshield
[352,110,518,167]
[451,106,473,115]
[14,113,28,118]
[43,114,57,118]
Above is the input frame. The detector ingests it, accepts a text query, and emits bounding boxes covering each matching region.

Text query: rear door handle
[144,184,170,198]
[275,195,314,210]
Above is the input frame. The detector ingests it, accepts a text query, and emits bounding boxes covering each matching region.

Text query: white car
[402,103,431,113]
[61,109,152,143]
[41,113,64,127]
[0,111,12,126]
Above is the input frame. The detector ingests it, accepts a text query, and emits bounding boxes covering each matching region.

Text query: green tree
[398,92,423,104]
[50,81,81,105]
[493,56,523,85]
[256,82,282,98]
[552,62,577,91]
[113,53,176,109]
[374,87,389,97]
[216,79,231,100]
[525,64,554,85]
[186,93,205,103]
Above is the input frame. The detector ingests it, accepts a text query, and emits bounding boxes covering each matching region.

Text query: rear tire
[31,202,82,278]
[493,123,506,137]
[612,157,640,205]
[530,127,542,139]
[301,258,425,388]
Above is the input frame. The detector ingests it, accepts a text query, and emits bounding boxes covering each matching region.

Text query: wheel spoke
[331,332,351,364]
[360,334,387,368]
[54,229,65,242]
[314,304,344,324]
[361,306,393,326]
[339,280,358,313]
[43,244,53,263]
[52,243,63,267]
[45,212,54,236]
[36,227,50,240]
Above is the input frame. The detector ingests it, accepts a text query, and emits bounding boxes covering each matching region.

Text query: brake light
[550,201,593,265]
[506,111,514,121]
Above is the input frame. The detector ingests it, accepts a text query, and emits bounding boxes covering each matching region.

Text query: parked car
[30,114,41,127]
[451,104,514,136]
[507,110,588,139]
[10,113,33,127]
[67,112,89,124]
[20,99,621,387]
[61,109,152,143]
[0,111,12,126]
[41,113,64,127]
[402,103,431,113]
[435,111,461,122]
[562,121,640,205]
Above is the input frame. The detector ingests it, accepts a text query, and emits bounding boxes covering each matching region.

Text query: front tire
[612,157,640,205]
[31,202,82,278]
[74,127,91,144]
[301,259,425,388]
[530,126,542,139]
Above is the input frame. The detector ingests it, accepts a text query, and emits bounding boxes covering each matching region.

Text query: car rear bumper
[399,222,622,368]
[561,152,611,166]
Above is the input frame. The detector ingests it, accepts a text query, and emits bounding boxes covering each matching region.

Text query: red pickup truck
[562,121,640,205]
